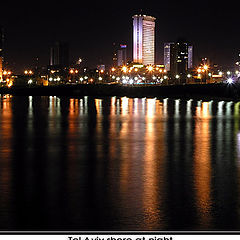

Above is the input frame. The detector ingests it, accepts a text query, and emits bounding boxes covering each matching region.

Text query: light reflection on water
[0,95,240,230]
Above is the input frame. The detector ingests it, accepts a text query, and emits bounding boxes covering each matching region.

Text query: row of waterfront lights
[119,65,167,73]
[2,64,240,87]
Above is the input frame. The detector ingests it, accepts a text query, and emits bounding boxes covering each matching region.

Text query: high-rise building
[133,14,156,65]
[164,42,174,72]
[117,44,127,66]
[188,45,193,69]
[50,41,69,68]
[170,40,189,79]
[112,42,118,67]
[165,40,193,80]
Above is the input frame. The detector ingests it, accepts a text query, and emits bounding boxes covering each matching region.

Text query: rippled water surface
[0,95,240,231]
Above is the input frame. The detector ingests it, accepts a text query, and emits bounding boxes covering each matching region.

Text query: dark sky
[0,0,239,73]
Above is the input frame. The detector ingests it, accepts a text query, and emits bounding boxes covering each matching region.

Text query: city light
[147,66,153,72]
[24,70,33,75]
[122,66,127,73]
[28,79,33,84]
[227,78,234,84]
[203,65,209,70]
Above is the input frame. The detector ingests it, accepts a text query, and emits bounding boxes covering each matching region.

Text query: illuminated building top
[133,15,156,65]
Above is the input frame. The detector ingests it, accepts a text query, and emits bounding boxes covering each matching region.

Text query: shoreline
[0,83,239,101]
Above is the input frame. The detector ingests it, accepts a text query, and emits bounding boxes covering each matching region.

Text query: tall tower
[170,40,189,79]
[133,15,156,65]
[50,41,69,68]
[164,42,174,72]
[188,45,193,69]
[117,44,127,66]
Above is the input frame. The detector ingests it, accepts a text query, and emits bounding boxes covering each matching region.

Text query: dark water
[0,95,240,231]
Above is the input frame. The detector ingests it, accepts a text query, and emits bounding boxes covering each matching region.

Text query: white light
[122,79,127,84]
[176,75,180,79]
[129,79,134,84]
[49,77,53,81]
[227,71,231,75]
[187,74,191,78]
[28,79,33,84]
[227,78,233,84]
[99,77,103,80]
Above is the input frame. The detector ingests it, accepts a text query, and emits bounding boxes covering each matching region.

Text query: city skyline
[0,0,239,73]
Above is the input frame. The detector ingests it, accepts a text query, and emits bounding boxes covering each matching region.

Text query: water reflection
[1,96,240,230]
[0,95,13,228]
[194,102,212,228]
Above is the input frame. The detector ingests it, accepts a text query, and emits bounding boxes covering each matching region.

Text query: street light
[203,65,209,71]
[122,66,127,73]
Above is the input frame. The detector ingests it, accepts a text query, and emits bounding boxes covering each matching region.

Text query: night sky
[0,0,239,73]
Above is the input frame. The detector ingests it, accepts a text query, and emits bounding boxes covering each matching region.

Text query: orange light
[147,66,153,72]
[122,66,127,73]
[203,65,209,70]
[7,81,13,88]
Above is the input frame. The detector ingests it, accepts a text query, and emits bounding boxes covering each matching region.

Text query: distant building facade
[188,45,193,69]
[164,40,193,80]
[117,44,127,66]
[50,41,69,68]
[164,42,174,72]
[112,42,118,67]
[133,14,156,65]
[170,41,189,79]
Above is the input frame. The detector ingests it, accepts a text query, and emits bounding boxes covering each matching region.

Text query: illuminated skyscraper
[117,44,127,66]
[188,45,193,69]
[133,15,156,65]
[164,42,174,71]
